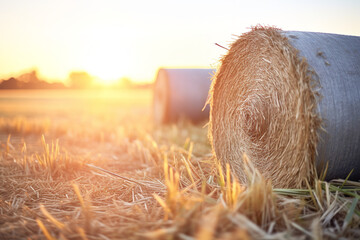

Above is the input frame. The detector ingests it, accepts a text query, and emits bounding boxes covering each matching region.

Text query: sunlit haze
[0,0,359,84]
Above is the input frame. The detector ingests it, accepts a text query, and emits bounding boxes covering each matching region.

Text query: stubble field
[0,89,359,240]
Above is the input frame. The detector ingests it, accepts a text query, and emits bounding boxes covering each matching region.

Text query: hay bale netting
[153,68,214,124]
[209,27,360,188]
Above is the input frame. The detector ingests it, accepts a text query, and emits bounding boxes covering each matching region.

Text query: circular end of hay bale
[153,69,170,124]
[209,27,321,188]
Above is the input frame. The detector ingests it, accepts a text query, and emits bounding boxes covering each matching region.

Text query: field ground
[0,89,359,239]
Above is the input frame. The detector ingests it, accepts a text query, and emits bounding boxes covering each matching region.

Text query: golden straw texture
[209,26,321,188]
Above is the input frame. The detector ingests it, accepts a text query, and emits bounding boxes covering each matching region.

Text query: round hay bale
[209,27,360,188]
[153,68,214,124]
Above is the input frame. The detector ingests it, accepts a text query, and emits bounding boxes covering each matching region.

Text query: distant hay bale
[153,68,214,124]
[209,27,360,188]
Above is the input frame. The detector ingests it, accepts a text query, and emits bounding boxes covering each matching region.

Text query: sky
[0,0,359,84]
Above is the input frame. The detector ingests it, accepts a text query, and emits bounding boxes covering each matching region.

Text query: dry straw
[209,26,322,188]
[1,115,360,239]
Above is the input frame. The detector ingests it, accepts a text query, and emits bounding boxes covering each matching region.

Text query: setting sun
[1,0,359,84]
[77,25,133,84]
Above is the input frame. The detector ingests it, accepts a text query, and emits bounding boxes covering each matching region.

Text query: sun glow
[0,1,359,84]
[79,25,133,85]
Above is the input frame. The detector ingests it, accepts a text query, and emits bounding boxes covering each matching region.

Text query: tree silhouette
[68,71,93,89]
[118,77,133,88]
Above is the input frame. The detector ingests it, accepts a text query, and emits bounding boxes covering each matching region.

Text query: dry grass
[1,109,359,239]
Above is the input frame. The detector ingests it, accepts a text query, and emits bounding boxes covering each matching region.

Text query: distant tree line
[67,71,93,89]
[0,71,66,89]
[0,70,152,89]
